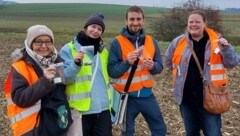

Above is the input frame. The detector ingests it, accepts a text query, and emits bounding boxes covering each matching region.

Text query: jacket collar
[120,27,146,42]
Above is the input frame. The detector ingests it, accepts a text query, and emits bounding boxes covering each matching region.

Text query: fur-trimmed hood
[11,48,24,62]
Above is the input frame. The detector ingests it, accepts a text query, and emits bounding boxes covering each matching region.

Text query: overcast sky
[11,0,240,9]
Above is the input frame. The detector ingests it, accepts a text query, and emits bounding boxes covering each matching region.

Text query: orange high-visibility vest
[4,60,40,136]
[172,27,228,86]
[113,35,155,92]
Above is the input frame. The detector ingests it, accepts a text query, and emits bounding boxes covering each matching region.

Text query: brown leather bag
[203,84,231,114]
[188,41,231,114]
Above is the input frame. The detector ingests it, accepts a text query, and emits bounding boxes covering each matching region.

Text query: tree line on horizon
[150,0,240,46]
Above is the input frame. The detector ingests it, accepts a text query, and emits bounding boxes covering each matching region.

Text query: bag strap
[123,36,146,93]
[188,40,206,81]
[124,58,139,93]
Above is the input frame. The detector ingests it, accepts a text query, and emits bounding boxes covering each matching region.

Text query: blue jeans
[122,94,166,136]
[180,101,222,136]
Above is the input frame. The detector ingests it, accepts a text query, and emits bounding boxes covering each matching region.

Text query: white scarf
[25,40,58,68]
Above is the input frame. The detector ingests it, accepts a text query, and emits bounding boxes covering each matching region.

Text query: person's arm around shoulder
[107,38,131,78]
[218,37,239,69]
[59,44,82,84]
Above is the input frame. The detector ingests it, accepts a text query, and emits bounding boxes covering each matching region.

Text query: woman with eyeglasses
[4,24,72,136]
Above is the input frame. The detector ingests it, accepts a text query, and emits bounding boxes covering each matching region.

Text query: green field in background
[0,3,240,51]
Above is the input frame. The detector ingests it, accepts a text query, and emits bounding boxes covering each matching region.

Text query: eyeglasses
[33,40,52,46]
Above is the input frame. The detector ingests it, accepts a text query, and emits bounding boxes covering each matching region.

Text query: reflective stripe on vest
[66,42,92,111]
[207,27,228,85]
[10,101,41,124]
[172,27,228,86]
[75,75,92,82]
[212,74,227,81]
[211,64,224,70]
[66,42,112,111]
[113,35,155,93]
[4,60,40,136]
[112,74,153,85]
[67,92,91,101]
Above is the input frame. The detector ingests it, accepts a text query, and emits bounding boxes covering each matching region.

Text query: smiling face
[187,13,206,40]
[32,35,53,57]
[126,11,144,34]
[85,24,103,39]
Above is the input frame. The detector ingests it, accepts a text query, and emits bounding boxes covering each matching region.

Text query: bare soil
[1,41,239,136]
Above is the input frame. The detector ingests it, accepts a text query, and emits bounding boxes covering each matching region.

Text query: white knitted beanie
[25,25,54,47]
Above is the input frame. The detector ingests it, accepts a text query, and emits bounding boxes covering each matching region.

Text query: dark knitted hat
[84,13,105,33]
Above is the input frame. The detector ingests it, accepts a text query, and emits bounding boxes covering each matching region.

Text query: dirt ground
[0,40,239,136]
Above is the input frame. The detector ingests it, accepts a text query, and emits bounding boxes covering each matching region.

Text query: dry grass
[1,38,240,136]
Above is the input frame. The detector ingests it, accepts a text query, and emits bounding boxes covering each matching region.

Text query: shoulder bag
[188,41,231,114]
[36,84,73,136]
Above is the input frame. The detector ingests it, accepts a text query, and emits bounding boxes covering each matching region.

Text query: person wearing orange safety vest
[4,25,72,136]
[108,6,166,136]
[165,10,239,136]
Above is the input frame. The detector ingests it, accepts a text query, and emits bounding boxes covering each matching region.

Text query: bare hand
[44,66,56,81]
[127,50,139,65]
[74,50,84,63]
[218,37,229,47]
[142,58,154,70]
